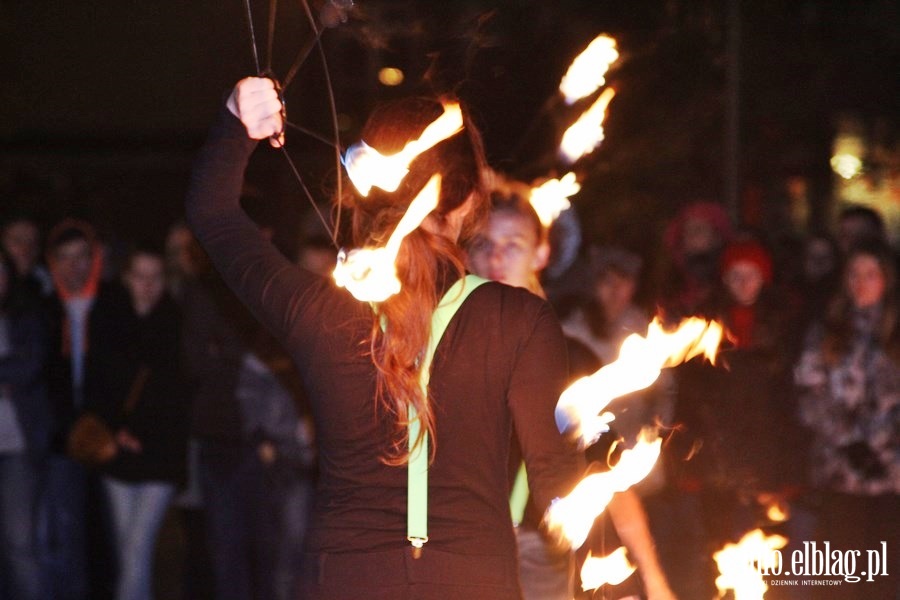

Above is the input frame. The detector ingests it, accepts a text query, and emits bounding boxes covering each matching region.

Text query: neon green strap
[509,462,529,526]
[408,274,488,551]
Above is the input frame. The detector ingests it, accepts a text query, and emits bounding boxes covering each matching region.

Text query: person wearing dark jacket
[0,252,51,600]
[84,246,188,600]
[40,218,107,600]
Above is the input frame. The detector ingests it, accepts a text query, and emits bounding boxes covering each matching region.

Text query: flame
[765,500,790,523]
[556,317,723,446]
[714,529,788,600]
[580,547,636,591]
[529,172,581,227]
[544,429,662,549]
[559,34,619,105]
[342,103,463,196]
[559,87,616,165]
[333,175,441,302]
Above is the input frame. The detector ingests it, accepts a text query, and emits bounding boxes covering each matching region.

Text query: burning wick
[529,172,581,227]
[555,316,723,448]
[342,102,463,196]
[580,547,636,591]
[559,87,617,165]
[333,175,442,302]
[559,34,619,105]
[544,428,662,550]
[715,529,787,600]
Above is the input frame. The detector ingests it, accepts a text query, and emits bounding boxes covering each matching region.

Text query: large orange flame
[715,529,788,600]
[556,317,722,447]
[342,103,463,196]
[559,87,616,165]
[529,172,581,227]
[580,547,636,591]
[333,175,441,302]
[544,428,662,549]
[559,35,620,105]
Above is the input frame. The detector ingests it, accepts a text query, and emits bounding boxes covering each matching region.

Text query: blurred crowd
[0,198,897,599]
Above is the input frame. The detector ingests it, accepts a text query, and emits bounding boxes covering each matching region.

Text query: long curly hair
[340,96,488,465]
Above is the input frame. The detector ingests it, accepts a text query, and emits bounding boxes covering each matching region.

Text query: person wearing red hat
[719,239,774,349]
[665,235,807,597]
[655,201,734,324]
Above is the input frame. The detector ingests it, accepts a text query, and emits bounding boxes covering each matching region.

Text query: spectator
[40,218,108,600]
[83,245,189,600]
[795,231,842,342]
[235,329,316,600]
[0,252,51,600]
[835,204,887,256]
[794,240,899,599]
[561,245,673,494]
[1,214,53,297]
[181,260,268,600]
[467,190,675,600]
[164,220,206,303]
[655,201,733,322]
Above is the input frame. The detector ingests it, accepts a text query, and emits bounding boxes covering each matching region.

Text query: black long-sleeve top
[0,308,51,456]
[186,108,581,558]
[84,285,189,485]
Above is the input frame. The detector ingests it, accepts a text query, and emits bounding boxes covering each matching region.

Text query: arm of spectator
[0,314,47,391]
[608,489,677,600]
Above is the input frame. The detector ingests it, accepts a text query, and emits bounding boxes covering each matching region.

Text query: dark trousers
[0,453,43,600]
[199,442,275,600]
[298,546,521,600]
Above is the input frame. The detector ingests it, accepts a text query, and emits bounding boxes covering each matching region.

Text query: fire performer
[186,76,583,599]
[466,187,676,600]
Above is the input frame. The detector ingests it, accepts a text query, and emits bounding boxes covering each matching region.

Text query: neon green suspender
[406,273,487,556]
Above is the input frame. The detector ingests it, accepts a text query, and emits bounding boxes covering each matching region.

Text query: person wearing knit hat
[719,239,773,346]
[666,236,806,597]
[655,201,734,322]
[720,239,773,284]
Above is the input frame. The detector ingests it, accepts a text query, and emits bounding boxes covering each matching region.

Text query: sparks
[559,34,619,105]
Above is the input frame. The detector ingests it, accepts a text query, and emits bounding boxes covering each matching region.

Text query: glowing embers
[341,102,463,196]
[544,428,662,550]
[559,34,619,105]
[555,317,723,448]
[333,175,441,302]
[715,529,788,600]
[529,172,581,227]
[580,547,636,591]
[559,88,617,165]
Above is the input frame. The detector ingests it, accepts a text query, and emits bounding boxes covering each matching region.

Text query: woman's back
[186,101,579,553]
[286,277,572,555]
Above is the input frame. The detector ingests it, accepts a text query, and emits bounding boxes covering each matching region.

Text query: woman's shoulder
[469,279,555,319]
[462,281,564,350]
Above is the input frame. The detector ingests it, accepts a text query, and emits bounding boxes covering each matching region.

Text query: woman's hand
[226,77,285,147]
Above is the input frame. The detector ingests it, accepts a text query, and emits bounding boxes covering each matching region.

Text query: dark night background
[1,0,898,261]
